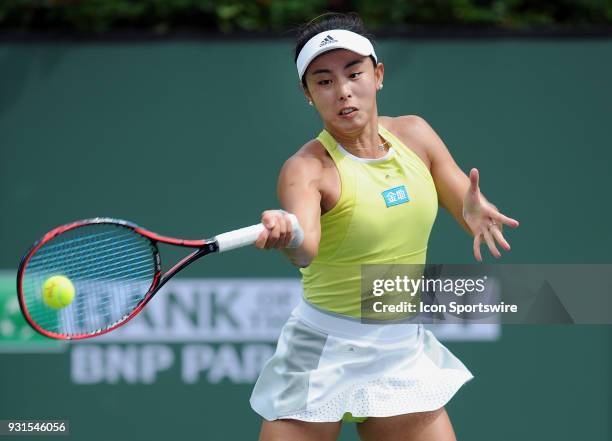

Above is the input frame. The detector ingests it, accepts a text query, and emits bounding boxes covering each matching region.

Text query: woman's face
[303,49,384,132]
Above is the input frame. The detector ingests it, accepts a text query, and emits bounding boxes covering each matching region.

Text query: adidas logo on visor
[319,35,339,47]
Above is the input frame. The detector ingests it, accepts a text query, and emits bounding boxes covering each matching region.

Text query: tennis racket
[17,215,303,340]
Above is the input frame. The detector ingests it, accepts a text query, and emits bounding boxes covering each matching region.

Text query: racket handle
[215,213,304,253]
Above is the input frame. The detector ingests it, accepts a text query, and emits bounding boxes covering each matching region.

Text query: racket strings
[21,224,157,337]
[33,229,133,253]
[30,249,154,280]
[29,233,151,269]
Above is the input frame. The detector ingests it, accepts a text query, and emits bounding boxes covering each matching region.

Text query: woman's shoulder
[297,138,329,158]
[292,138,334,166]
[280,139,331,179]
[379,115,435,169]
[379,114,431,136]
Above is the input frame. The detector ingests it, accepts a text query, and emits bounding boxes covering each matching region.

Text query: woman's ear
[301,83,313,106]
[375,62,385,90]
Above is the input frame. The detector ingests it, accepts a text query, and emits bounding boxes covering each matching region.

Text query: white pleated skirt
[250,298,474,422]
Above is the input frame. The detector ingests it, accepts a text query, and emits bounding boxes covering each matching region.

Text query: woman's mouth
[339,107,358,117]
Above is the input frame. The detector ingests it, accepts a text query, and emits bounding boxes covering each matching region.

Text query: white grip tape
[215,213,304,253]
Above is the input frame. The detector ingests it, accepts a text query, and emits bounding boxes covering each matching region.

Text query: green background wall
[1,39,611,440]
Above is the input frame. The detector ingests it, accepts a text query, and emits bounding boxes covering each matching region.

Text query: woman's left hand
[462,168,520,261]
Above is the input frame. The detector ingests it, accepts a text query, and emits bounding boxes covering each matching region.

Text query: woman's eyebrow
[311,58,364,76]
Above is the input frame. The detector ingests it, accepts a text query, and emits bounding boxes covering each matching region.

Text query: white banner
[94,278,302,342]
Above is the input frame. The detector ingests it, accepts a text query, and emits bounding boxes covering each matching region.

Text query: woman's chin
[334,113,367,129]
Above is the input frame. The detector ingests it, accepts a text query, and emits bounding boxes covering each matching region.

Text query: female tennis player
[251,13,519,441]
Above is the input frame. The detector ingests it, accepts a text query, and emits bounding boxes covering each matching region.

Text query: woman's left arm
[397,115,520,261]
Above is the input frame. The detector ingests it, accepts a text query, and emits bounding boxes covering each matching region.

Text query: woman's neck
[324,118,388,159]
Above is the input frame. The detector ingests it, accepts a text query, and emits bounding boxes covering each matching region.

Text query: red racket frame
[17,218,219,340]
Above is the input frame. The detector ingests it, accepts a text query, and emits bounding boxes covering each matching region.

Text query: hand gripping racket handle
[215,212,304,253]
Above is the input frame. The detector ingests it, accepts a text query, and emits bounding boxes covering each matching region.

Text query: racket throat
[156,240,219,289]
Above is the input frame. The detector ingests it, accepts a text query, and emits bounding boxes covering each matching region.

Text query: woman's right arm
[255,153,323,268]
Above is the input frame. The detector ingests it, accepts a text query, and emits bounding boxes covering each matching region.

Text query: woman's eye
[318,79,331,86]
[350,72,363,79]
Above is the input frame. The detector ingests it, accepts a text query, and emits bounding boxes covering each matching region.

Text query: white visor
[296,29,377,80]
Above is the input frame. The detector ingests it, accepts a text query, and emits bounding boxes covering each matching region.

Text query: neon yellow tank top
[299,123,438,318]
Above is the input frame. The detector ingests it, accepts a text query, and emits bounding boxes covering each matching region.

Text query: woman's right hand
[255,210,296,250]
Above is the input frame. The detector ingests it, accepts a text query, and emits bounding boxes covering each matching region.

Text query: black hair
[294,12,377,88]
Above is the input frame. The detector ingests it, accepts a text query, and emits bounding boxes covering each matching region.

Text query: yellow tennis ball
[42,275,75,309]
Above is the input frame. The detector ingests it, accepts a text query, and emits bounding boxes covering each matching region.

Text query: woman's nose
[337,81,352,101]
